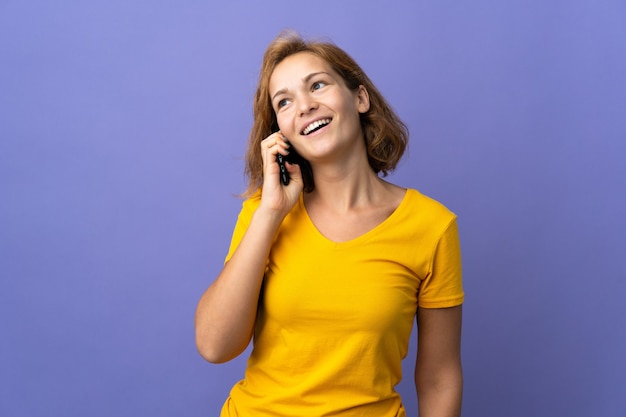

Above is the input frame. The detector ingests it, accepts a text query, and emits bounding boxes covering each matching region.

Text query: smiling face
[269,52,370,163]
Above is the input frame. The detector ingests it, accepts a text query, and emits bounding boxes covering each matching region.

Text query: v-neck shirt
[221,188,464,417]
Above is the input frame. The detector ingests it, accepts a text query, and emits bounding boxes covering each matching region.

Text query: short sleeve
[224,192,261,264]
[417,218,464,308]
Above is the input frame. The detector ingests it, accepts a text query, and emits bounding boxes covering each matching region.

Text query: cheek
[276,112,294,133]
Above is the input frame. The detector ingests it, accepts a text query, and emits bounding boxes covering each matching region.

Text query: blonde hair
[243,31,408,196]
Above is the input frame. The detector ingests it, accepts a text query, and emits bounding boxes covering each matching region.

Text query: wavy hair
[243,31,408,196]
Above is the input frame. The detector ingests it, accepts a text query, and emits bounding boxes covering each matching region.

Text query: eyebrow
[271,71,330,102]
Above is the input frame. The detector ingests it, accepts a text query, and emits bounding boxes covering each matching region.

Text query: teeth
[303,118,331,135]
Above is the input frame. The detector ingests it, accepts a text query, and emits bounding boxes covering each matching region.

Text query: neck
[306,161,387,213]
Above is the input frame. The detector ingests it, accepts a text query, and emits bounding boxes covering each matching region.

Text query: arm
[414,305,463,417]
[194,133,302,363]
[194,206,284,363]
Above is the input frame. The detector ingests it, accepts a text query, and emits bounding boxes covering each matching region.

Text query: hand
[259,132,303,214]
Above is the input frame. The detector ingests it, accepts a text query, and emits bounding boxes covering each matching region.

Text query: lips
[301,118,332,136]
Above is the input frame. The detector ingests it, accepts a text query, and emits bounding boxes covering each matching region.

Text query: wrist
[253,204,289,228]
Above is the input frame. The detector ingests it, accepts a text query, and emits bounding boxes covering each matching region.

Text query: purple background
[1,1,625,416]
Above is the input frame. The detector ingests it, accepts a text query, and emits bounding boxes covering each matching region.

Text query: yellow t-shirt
[220,188,464,417]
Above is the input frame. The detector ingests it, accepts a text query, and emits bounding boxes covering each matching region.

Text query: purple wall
[1,1,624,416]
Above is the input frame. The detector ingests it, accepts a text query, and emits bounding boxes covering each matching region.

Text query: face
[268,52,370,162]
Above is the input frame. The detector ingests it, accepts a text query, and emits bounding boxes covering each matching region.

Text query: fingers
[261,132,289,154]
[284,157,301,178]
[260,133,290,173]
[258,132,303,210]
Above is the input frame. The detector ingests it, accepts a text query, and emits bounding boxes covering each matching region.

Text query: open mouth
[302,118,332,136]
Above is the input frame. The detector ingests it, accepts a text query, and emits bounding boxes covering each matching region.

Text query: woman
[195,31,464,417]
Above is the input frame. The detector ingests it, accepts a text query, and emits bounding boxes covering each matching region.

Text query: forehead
[269,52,337,92]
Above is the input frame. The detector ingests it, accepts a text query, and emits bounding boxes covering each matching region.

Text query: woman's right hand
[259,132,303,215]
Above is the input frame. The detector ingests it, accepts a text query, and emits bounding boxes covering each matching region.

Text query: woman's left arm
[414,305,463,417]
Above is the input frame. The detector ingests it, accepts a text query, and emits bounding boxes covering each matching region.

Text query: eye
[312,81,326,91]
[277,98,290,109]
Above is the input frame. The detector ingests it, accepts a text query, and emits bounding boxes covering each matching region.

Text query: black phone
[272,127,314,192]
[276,141,306,186]
[276,152,290,186]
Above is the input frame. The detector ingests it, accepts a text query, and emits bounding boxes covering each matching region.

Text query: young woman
[195,31,464,417]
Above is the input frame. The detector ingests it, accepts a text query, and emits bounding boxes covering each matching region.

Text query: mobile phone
[276,152,290,186]
[276,141,306,186]
[272,127,313,191]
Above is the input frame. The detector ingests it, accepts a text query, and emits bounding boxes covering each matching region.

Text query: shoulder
[403,188,456,225]
[237,189,304,225]
[230,190,263,230]
[380,188,457,251]
[239,188,262,213]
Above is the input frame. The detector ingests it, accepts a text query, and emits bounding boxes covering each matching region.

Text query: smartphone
[276,141,306,186]
[276,152,291,186]
[272,127,313,191]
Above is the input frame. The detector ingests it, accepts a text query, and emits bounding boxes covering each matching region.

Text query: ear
[355,85,370,113]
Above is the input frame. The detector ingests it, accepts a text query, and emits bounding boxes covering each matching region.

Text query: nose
[297,93,317,116]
